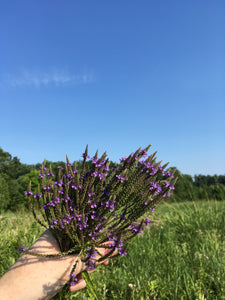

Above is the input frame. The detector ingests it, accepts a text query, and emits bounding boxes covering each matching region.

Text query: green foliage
[0,147,36,210]
[0,174,11,211]
[0,148,13,174]
[207,183,225,201]
[0,147,33,179]
[194,174,225,187]
[170,170,225,202]
[15,170,41,210]
[170,169,197,202]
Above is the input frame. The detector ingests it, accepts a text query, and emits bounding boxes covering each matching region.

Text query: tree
[11,169,41,210]
[0,148,12,174]
[0,174,11,211]
[171,170,197,202]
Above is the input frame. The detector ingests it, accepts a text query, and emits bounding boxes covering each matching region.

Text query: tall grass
[0,211,43,276]
[1,200,225,299]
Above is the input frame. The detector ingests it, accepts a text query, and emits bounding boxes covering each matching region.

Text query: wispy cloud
[2,69,95,88]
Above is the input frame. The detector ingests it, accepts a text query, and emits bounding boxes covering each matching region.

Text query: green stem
[82,270,100,300]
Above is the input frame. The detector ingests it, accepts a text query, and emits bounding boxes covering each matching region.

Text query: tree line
[0,147,225,211]
[171,169,225,202]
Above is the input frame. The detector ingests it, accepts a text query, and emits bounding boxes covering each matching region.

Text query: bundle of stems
[24,144,176,295]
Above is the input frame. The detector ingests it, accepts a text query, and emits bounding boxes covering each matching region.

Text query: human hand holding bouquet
[0,229,115,300]
[0,144,176,299]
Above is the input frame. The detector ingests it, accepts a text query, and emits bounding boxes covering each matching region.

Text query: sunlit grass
[0,211,43,275]
[1,200,225,299]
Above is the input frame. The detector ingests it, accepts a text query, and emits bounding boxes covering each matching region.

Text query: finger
[95,245,117,264]
[69,267,98,292]
[102,259,109,265]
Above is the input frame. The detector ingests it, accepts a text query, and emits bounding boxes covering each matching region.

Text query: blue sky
[0,0,224,176]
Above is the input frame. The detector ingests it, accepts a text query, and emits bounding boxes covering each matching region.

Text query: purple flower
[163,170,174,179]
[144,217,150,226]
[38,173,46,178]
[69,205,74,211]
[50,219,58,228]
[47,172,54,177]
[71,183,82,190]
[98,173,104,180]
[54,197,60,204]
[67,273,78,286]
[92,157,98,164]
[24,190,33,195]
[90,202,97,209]
[17,245,27,252]
[149,181,157,190]
[116,174,128,183]
[63,173,73,179]
[85,259,96,270]
[54,180,63,187]
[150,168,157,176]
[104,165,110,172]
[42,203,50,210]
[43,186,51,191]
[39,166,46,171]
[140,149,148,158]
[64,196,71,203]
[88,191,95,197]
[165,182,170,188]
[120,157,127,162]
[96,160,106,168]
[91,171,98,177]
[129,223,139,232]
[158,166,164,172]
[92,157,106,167]
[119,248,127,256]
[34,193,42,198]
[82,153,90,159]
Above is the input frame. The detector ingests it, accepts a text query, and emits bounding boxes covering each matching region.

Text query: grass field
[1,200,225,299]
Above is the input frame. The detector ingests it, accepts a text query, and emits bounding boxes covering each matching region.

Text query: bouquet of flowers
[24,144,176,298]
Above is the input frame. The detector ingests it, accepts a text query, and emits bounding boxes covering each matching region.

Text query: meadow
[1,200,225,299]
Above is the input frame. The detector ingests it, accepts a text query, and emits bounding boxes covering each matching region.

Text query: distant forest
[0,147,225,211]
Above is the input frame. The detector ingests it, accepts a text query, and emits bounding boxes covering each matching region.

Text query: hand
[0,230,113,300]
